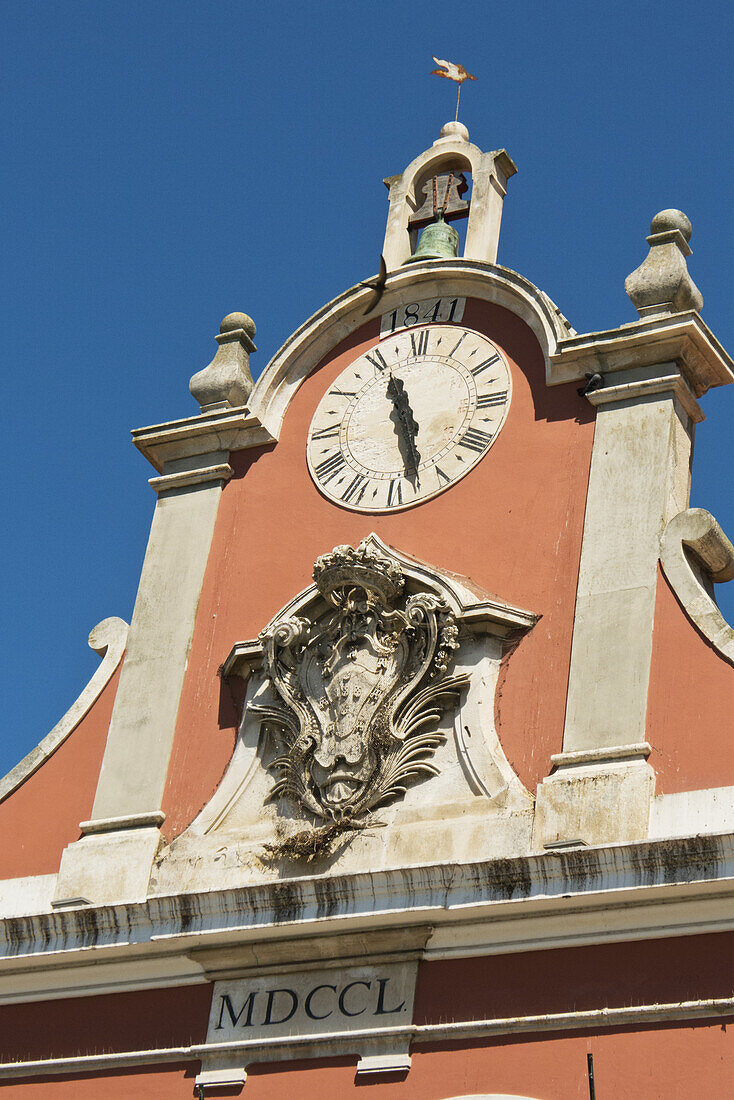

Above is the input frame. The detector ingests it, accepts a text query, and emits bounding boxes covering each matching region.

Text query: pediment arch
[248,260,574,442]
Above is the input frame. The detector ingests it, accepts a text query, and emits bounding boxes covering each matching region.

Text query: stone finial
[625,209,703,319]
[189,312,257,413]
[437,120,469,143]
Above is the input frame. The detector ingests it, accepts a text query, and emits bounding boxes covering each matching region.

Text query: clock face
[307,324,511,512]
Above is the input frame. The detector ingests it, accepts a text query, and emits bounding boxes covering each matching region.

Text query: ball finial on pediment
[625,207,703,320]
[220,312,256,339]
[189,311,257,413]
[650,208,692,240]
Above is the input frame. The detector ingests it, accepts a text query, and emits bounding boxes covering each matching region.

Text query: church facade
[0,122,732,1098]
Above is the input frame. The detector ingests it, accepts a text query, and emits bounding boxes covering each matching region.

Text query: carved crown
[313,541,404,605]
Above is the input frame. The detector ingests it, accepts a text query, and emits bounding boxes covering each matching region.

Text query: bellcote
[382,122,516,270]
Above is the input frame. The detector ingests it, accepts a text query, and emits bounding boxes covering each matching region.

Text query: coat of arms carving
[151,536,539,891]
[250,541,469,825]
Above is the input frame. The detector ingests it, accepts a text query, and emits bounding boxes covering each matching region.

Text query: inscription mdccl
[206,962,417,1043]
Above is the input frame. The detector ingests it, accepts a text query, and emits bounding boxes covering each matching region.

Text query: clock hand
[386,374,421,481]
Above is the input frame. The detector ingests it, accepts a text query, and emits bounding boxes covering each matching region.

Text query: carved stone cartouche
[250,541,469,825]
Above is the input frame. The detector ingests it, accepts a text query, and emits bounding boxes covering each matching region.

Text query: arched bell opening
[382,124,516,269]
[405,154,473,263]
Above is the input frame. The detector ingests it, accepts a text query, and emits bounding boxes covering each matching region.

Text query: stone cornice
[131,289,733,482]
[0,832,731,1004]
[550,311,734,394]
[132,406,275,474]
[585,368,704,423]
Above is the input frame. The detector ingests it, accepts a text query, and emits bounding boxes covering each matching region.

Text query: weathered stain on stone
[271,882,303,924]
[177,892,209,933]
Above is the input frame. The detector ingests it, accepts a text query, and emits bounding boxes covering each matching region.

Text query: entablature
[0,831,731,1005]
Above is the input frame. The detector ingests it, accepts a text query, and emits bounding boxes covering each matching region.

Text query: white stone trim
[0,997,730,1080]
[586,370,703,423]
[148,463,233,493]
[131,294,733,485]
[660,508,734,662]
[88,485,224,828]
[650,787,734,839]
[356,1051,412,1075]
[551,310,734,393]
[0,832,732,1005]
[0,875,57,919]
[79,811,166,835]
[51,476,227,906]
[550,743,651,768]
[381,131,516,269]
[0,617,128,805]
[132,406,275,472]
[561,370,695,760]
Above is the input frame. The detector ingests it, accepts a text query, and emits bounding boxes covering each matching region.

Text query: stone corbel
[660,508,734,662]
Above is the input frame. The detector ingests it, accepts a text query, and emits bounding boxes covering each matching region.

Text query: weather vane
[431,56,477,122]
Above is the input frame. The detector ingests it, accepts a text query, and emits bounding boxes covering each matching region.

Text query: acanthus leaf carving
[250,541,469,826]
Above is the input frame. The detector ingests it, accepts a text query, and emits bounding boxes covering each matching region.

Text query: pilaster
[534,312,734,850]
[55,473,227,906]
[55,318,274,907]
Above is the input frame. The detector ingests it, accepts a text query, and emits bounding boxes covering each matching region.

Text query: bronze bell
[404,214,459,263]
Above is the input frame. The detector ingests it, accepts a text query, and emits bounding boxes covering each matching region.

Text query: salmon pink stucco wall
[0,665,122,880]
[160,299,596,839]
[1,1027,731,1099]
[0,935,731,1097]
[413,932,734,1023]
[647,567,734,792]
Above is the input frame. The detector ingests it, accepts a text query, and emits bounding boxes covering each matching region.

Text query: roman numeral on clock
[409,329,429,357]
[342,472,369,504]
[386,479,403,507]
[315,452,346,483]
[365,348,389,373]
[458,427,493,453]
[435,466,451,486]
[448,331,468,358]
[471,354,500,377]
[477,389,508,408]
[311,425,341,440]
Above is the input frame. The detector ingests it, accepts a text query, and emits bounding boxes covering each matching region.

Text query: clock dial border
[306,324,512,513]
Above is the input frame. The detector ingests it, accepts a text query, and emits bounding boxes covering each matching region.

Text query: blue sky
[1,0,733,776]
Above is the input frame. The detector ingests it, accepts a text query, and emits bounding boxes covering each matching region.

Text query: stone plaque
[206,960,416,1044]
[379,295,465,335]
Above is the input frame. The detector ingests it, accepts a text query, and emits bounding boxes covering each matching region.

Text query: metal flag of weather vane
[431,56,477,120]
